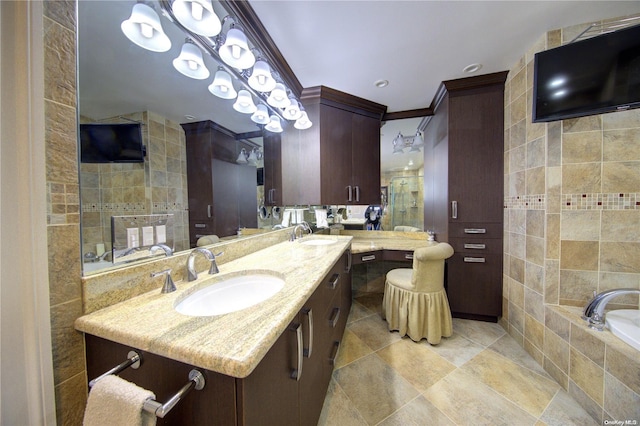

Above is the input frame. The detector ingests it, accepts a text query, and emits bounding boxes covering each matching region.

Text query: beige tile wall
[503,17,640,423]
[80,111,190,256]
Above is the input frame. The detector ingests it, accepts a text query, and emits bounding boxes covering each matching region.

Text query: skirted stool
[382,242,454,344]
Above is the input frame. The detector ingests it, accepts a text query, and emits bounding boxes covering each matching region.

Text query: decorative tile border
[82,202,146,213]
[562,193,640,210]
[504,195,546,209]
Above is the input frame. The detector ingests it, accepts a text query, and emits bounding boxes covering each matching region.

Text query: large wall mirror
[78,0,271,274]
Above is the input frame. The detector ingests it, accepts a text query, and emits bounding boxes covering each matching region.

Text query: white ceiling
[79,1,640,173]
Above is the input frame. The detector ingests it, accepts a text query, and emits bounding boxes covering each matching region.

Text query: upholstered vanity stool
[382,242,455,344]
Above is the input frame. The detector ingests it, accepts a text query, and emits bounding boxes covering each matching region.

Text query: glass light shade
[219,27,255,70]
[267,83,290,108]
[265,115,283,133]
[208,69,237,99]
[248,60,276,92]
[247,149,259,166]
[121,3,171,52]
[236,148,248,164]
[409,144,421,153]
[233,90,257,114]
[172,0,221,36]
[392,132,405,154]
[173,42,210,79]
[413,131,424,146]
[294,111,312,130]
[283,99,302,120]
[251,104,270,125]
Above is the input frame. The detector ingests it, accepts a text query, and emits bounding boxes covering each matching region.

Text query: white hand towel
[83,375,156,426]
[315,209,329,228]
[282,210,291,227]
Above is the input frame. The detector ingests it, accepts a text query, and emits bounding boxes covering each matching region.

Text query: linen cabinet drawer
[382,250,414,262]
[448,223,502,239]
[448,238,502,255]
[351,250,383,265]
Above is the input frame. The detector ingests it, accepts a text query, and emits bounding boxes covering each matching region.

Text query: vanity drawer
[383,250,414,263]
[448,238,502,255]
[351,250,383,265]
[448,223,502,239]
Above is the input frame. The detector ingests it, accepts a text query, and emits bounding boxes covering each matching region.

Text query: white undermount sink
[606,309,640,351]
[175,273,285,316]
[300,239,337,246]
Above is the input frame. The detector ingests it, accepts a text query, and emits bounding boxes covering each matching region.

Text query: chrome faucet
[186,248,222,281]
[150,244,173,256]
[151,268,176,293]
[582,288,640,330]
[290,221,312,241]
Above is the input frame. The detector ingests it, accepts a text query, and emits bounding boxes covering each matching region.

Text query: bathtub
[606,310,640,351]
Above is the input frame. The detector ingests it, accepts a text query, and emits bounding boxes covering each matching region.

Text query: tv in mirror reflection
[80,123,146,163]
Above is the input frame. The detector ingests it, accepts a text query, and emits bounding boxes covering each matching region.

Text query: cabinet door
[263,133,282,206]
[185,135,214,221]
[351,114,381,205]
[446,253,502,321]
[319,104,353,204]
[447,89,504,224]
[238,317,300,426]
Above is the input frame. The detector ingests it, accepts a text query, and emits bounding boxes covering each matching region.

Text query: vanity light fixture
[409,131,423,152]
[265,115,283,133]
[282,98,302,120]
[247,148,260,166]
[121,2,171,52]
[392,132,405,154]
[219,25,256,70]
[236,148,248,164]
[267,83,290,108]
[294,110,312,130]
[251,103,270,125]
[171,0,221,37]
[208,67,237,99]
[247,60,277,93]
[233,90,258,114]
[173,40,210,79]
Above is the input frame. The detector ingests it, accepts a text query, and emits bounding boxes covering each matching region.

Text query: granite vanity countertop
[350,236,436,253]
[75,235,352,379]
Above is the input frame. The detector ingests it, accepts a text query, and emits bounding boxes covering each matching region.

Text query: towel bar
[89,352,206,419]
[89,350,141,388]
[142,369,205,418]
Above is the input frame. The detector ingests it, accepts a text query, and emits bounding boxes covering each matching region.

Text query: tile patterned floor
[318,293,598,426]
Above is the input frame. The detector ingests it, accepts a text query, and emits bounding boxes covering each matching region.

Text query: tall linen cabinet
[423,72,507,322]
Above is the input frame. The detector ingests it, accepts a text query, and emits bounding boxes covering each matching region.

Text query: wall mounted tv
[80,122,146,163]
[533,24,640,123]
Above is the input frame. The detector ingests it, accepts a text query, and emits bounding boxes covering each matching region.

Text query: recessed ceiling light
[463,63,482,74]
[374,79,389,88]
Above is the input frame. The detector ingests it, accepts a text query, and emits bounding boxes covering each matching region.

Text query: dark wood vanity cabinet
[280,86,386,206]
[182,121,257,246]
[84,251,352,426]
[423,72,507,322]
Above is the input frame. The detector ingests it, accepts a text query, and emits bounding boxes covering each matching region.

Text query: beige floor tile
[333,353,420,425]
[318,378,368,426]
[488,334,551,377]
[347,300,375,323]
[539,389,599,426]
[452,317,506,346]
[377,395,455,426]
[377,339,457,393]
[349,314,402,351]
[423,368,538,425]
[335,329,374,369]
[460,349,560,417]
[354,292,384,315]
[424,332,485,367]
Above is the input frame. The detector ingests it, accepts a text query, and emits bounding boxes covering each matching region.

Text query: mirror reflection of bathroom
[380,117,426,231]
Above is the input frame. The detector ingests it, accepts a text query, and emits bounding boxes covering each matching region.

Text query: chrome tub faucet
[582,288,640,330]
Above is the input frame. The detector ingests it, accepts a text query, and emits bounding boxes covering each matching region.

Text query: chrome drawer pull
[405,253,414,260]
[464,257,486,263]
[464,228,486,234]
[451,201,458,219]
[302,308,313,358]
[329,341,340,365]
[290,323,303,381]
[464,243,486,250]
[361,254,376,262]
[329,307,341,328]
[194,223,207,228]
[328,273,340,289]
